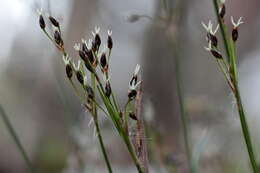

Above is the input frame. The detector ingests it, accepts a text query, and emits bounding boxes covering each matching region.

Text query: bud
[54,30,63,47]
[39,15,45,30]
[232,28,238,42]
[65,64,73,79]
[219,4,226,19]
[107,30,113,50]
[211,50,222,59]
[105,82,111,97]
[49,16,59,28]
[86,86,94,99]
[128,89,137,100]
[100,53,108,71]
[129,112,137,121]
[207,33,218,47]
[95,34,101,50]
[76,71,84,85]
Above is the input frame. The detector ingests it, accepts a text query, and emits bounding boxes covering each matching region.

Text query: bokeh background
[1,0,260,172]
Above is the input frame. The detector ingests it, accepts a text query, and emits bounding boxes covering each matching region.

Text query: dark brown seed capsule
[95,34,101,50]
[219,4,226,19]
[128,89,137,100]
[105,82,111,97]
[129,112,137,121]
[39,15,45,30]
[86,50,95,65]
[207,33,218,47]
[54,30,63,46]
[49,16,59,27]
[82,42,88,53]
[76,71,84,84]
[232,28,238,42]
[107,35,113,49]
[65,64,73,79]
[86,86,94,99]
[79,50,87,62]
[211,50,222,59]
[100,53,107,69]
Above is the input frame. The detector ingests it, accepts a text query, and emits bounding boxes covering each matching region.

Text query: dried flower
[219,4,226,19]
[128,64,141,100]
[54,30,63,47]
[73,61,84,84]
[202,20,219,47]
[63,55,73,79]
[107,30,113,50]
[231,16,244,42]
[37,9,45,30]
[205,41,223,59]
[100,53,108,72]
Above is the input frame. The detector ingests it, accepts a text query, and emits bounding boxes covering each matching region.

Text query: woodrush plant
[203,0,258,172]
[37,9,148,173]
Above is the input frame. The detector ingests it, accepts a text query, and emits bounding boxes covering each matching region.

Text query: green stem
[212,1,258,172]
[234,86,258,173]
[174,47,194,173]
[91,74,113,173]
[0,105,34,173]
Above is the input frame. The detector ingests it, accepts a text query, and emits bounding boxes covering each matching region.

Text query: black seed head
[39,15,45,30]
[79,50,87,62]
[95,34,101,50]
[129,112,137,121]
[128,89,137,100]
[219,4,226,19]
[86,86,94,99]
[232,28,239,42]
[54,30,63,46]
[65,64,73,79]
[86,50,95,65]
[207,33,218,47]
[211,50,222,59]
[100,53,107,69]
[76,71,84,84]
[107,35,113,49]
[49,16,59,27]
[105,82,111,97]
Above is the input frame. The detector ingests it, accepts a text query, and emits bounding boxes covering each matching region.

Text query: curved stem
[0,105,34,173]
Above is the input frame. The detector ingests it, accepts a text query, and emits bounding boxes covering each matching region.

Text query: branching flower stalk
[203,1,258,172]
[37,9,146,173]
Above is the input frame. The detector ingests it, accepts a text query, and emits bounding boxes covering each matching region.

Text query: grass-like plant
[203,0,258,172]
[37,9,148,173]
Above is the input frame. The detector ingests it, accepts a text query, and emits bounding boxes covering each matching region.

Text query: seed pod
[95,34,101,50]
[86,86,94,99]
[54,30,63,46]
[107,35,113,49]
[76,71,84,84]
[105,82,111,97]
[100,53,107,69]
[211,49,222,59]
[65,64,73,79]
[39,15,45,30]
[86,50,95,65]
[219,4,226,19]
[79,50,87,62]
[232,28,238,42]
[128,89,137,100]
[49,16,59,28]
[207,33,218,47]
[129,112,137,121]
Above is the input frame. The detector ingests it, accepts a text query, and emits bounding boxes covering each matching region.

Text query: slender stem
[212,1,258,172]
[91,74,113,173]
[174,48,194,173]
[0,105,34,173]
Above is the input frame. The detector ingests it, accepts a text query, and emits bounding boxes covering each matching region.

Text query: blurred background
[1,0,260,172]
